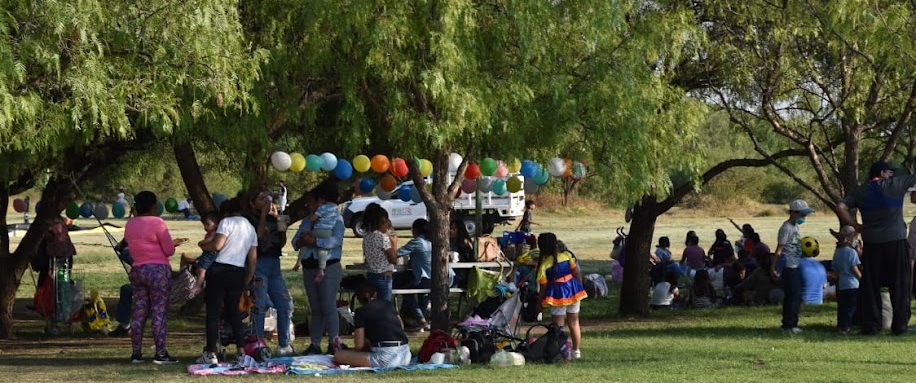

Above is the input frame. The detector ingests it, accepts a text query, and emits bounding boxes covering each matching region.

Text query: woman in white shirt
[650,271,681,309]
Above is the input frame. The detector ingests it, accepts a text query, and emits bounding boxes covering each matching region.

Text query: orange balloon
[371,155,390,173]
[563,159,572,178]
[380,175,398,192]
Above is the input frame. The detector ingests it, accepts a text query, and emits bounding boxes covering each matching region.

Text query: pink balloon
[460,178,477,194]
[494,161,508,178]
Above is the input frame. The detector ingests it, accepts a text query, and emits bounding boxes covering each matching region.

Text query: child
[536,233,586,359]
[189,213,220,298]
[310,193,339,283]
[832,225,862,334]
[650,271,680,309]
[772,199,814,334]
[654,236,672,263]
[394,219,432,329]
[689,269,718,308]
[516,200,539,233]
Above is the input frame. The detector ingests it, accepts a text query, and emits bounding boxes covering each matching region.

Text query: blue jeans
[367,272,393,302]
[395,276,430,321]
[303,262,343,347]
[251,256,292,347]
[781,267,801,329]
[837,288,857,331]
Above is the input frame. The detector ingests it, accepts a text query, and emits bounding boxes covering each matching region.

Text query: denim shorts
[369,344,411,368]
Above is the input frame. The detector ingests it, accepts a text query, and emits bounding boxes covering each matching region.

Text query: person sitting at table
[393,219,432,331]
[333,283,411,368]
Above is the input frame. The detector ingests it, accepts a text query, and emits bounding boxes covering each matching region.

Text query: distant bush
[761,180,807,204]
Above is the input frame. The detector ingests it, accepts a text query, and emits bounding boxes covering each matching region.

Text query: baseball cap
[788,199,814,215]
[869,161,896,177]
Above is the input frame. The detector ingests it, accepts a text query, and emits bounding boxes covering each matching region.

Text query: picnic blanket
[188,354,459,376]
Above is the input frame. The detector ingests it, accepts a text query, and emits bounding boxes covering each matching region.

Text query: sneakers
[110,325,130,337]
[304,344,322,355]
[196,351,218,365]
[275,345,296,357]
[153,353,178,364]
[130,353,144,364]
[572,349,581,359]
[783,327,803,334]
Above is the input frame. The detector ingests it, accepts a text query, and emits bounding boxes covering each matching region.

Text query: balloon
[398,184,412,202]
[112,202,126,218]
[156,201,165,216]
[448,153,463,172]
[353,154,371,173]
[520,160,537,178]
[460,178,477,194]
[306,154,323,172]
[524,177,540,194]
[410,185,423,203]
[491,179,507,195]
[164,198,178,213]
[212,193,228,210]
[35,201,42,214]
[548,157,567,177]
[371,155,390,173]
[507,158,521,173]
[12,198,26,213]
[289,153,306,172]
[477,176,493,193]
[535,168,551,185]
[65,202,80,219]
[380,175,398,192]
[359,178,376,194]
[479,158,497,176]
[334,159,353,180]
[464,163,481,180]
[270,151,292,171]
[376,188,392,200]
[79,202,94,218]
[319,152,338,171]
[391,158,409,178]
[494,160,508,178]
[507,176,522,193]
[571,161,587,180]
[93,203,109,220]
[419,159,434,177]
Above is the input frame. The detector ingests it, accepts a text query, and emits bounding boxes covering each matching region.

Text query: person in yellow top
[536,233,587,359]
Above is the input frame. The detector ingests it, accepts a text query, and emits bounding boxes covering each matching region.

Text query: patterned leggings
[129,264,171,356]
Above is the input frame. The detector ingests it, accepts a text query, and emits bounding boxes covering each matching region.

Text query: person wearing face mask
[771,199,814,334]
[837,161,916,335]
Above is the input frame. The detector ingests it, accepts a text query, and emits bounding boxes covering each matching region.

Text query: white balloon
[477,176,493,193]
[448,153,463,172]
[270,151,292,171]
[547,157,567,177]
[319,152,338,171]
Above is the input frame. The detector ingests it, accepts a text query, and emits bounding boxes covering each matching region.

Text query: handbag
[239,291,255,313]
[467,261,510,306]
[476,236,505,262]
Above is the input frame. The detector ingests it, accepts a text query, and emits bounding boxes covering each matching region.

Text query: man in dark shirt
[334,284,410,368]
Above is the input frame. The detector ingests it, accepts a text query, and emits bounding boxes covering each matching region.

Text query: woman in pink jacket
[123,191,177,364]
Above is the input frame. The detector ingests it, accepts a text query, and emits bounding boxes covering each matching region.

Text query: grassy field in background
[3,203,916,382]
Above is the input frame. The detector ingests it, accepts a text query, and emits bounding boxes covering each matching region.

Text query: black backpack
[518,323,569,363]
[459,329,496,364]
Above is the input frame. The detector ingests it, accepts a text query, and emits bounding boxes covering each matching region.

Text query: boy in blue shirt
[832,225,862,334]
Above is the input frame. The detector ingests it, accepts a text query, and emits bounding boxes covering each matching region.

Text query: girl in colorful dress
[536,232,587,359]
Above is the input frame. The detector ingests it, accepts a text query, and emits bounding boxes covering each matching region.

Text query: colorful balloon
[464,163,481,180]
[448,153,463,172]
[306,154,323,172]
[507,176,522,193]
[112,202,126,218]
[376,188,392,200]
[65,202,80,219]
[524,177,540,194]
[12,198,26,213]
[535,168,550,185]
[156,201,165,216]
[491,179,507,195]
[548,157,567,177]
[571,161,587,180]
[334,159,353,180]
[419,159,434,177]
[391,158,409,178]
[477,176,493,193]
[460,178,477,194]
[165,198,179,213]
[319,152,338,171]
[353,154,371,173]
[507,158,521,173]
[289,153,306,172]
[520,160,537,178]
[479,158,497,176]
[359,178,376,194]
[398,184,412,202]
[410,185,423,203]
[380,175,398,192]
[270,151,292,171]
[563,159,573,178]
[371,155,390,173]
[93,203,109,219]
[79,202,94,218]
[494,160,508,178]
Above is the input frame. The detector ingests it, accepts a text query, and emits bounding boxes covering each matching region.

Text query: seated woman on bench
[393,219,432,331]
[334,283,411,368]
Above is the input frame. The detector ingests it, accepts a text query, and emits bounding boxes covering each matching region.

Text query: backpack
[518,323,570,363]
[520,289,541,323]
[583,273,608,299]
[459,328,496,364]
[418,329,458,363]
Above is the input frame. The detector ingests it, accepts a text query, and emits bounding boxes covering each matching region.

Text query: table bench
[391,287,469,320]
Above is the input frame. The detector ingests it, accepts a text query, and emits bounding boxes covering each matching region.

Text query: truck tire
[462,219,478,237]
[351,213,369,238]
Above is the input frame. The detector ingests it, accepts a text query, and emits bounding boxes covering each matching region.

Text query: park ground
[3,196,916,383]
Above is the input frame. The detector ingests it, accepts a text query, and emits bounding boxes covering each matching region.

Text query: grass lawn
[3,203,916,382]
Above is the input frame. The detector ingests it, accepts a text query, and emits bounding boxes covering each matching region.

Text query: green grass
[4,209,916,382]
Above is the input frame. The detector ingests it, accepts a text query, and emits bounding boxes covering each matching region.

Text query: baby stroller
[33,257,84,335]
[217,292,271,362]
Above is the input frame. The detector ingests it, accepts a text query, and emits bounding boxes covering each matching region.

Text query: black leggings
[205,263,246,352]
[859,240,912,334]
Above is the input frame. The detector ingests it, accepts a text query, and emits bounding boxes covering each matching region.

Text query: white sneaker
[196,351,218,365]
[275,345,295,357]
[783,327,803,334]
[572,349,581,359]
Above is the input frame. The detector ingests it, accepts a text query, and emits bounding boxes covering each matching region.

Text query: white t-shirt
[177,199,190,211]
[651,282,677,306]
[215,216,258,267]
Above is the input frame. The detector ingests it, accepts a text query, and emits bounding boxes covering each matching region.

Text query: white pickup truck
[342,180,526,237]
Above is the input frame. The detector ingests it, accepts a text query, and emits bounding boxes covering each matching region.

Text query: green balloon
[480,157,497,176]
[306,154,323,172]
[112,203,126,218]
[65,202,80,219]
[165,197,179,213]
[156,201,165,216]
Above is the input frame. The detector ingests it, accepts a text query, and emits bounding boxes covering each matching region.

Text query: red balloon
[391,158,409,178]
[464,163,481,179]
[12,198,26,213]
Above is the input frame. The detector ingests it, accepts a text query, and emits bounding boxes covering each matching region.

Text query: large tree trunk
[617,195,658,317]
[173,141,215,214]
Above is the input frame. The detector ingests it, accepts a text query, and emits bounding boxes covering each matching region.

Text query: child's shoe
[196,351,218,365]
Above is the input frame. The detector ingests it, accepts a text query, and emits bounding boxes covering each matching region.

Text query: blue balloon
[410,185,423,203]
[35,201,42,214]
[212,193,228,210]
[334,159,354,180]
[359,178,376,194]
[520,160,537,178]
[398,185,412,202]
[79,202,94,218]
[156,201,165,216]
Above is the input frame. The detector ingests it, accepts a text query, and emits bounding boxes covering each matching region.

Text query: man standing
[837,161,916,335]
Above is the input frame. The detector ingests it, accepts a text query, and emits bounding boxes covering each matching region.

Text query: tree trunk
[617,195,658,317]
[173,141,215,214]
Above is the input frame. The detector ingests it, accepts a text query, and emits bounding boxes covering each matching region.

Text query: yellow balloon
[507,176,522,193]
[419,159,434,177]
[507,158,521,173]
[289,153,306,172]
[353,154,371,173]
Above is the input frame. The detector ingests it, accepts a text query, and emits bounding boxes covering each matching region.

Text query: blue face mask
[795,217,806,225]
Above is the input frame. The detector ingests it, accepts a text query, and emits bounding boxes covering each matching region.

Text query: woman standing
[292,184,345,355]
[123,191,177,364]
[362,203,398,302]
[536,233,587,359]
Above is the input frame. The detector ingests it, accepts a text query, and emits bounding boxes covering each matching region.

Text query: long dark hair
[133,191,158,215]
[364,203,389,232]
[538,233,559,282]
[692,269,715,298]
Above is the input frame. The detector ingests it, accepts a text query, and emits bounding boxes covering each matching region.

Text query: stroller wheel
[256,347,271,362]
[47,324,62,336]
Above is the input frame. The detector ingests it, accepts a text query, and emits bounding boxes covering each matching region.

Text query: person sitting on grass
[333,283,411,368]
[650,271,681,309]
[688,269,719,309]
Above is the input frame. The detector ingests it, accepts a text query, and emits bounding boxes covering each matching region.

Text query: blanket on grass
[187,354,458,376]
